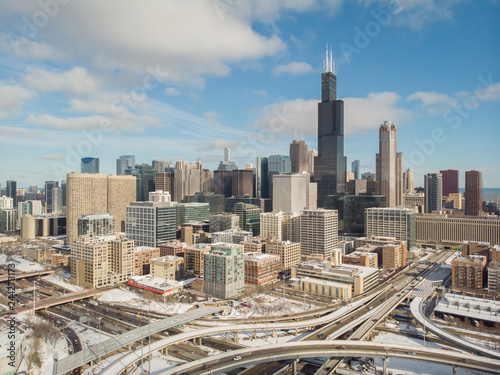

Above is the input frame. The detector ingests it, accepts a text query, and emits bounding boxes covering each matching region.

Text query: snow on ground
[98,288,195,315]
[240,293,320,318]
[44,275,84,292]
[370,332,482,375]
[68,321,110,347]
[0,254,46,272]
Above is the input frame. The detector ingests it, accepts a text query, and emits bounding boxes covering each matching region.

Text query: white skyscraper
[300,209,338,260]
[273,172,317,213]
[376,121,403,207]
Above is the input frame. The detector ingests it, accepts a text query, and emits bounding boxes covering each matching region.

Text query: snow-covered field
[44,275,84,292]
[98,288,195,314]
[0,254,46,272]
[233,293,320,318]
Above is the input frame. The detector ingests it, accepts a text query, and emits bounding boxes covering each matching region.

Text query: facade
[452,255,487,293]
[241,238,265,253]
[151,255,184,280]
[211,228,253,244]
[403,168,414,194]
[116,155,136,175]
[0,196,13,209]
[231,169,254,198]
[416,213,500,248]
[234,202,261,235]
[0,208,17,233]
[300,209,338,259]
[70,235,134,288]
[125,199,177,247]
[159,241,188,257]
[448,192,462,209]
[342,251,378,268]
[174,160,203,202]
[465,170,482,216]
[293,277,352,299]
[290,139,308,173]
[376,121,403,207]
[291,261,378,296]
[282,211,301,243]
[269,155,291,174]
[210,213,239,233]
[424,173,443,213]
[183,192,225,214]
[314,49,346,206]
[244,253,280,286]
[176,203,210,226]
[382,244,406,269]
[260,211,283,240]
[461,241,490,258]
[403,192,425,209]
[272,172,317,213]
[20,215,66,239]
[133,246,160,276]
[77,213,114,237]
[81,157,100,173]
[265,239,301,273]
[155,172,175,197]
[67,173,136,243]
[365,207,416,250]
[203,243,244,299]
[440,169,459,197]
[184,244,211,275]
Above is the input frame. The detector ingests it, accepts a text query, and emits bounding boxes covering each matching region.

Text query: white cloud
[252,91,411,137]
[359,0,461,30]
[0,82,36,118]
[25,114,146,133]
[253,89,268,96]
[24,66,99,97]
[165,87,181,96]
[0,33,68,62]
[0,125,42,138]
[407,91,457,107]
[272,62,313,76]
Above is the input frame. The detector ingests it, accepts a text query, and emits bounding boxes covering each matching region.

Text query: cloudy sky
[0,0,499,188]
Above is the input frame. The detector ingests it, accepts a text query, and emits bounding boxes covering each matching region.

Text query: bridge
[55,305,223,375]
[0,269,54,282]
[434,293,500,323]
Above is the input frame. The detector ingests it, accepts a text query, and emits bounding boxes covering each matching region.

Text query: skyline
[0,1,499,188]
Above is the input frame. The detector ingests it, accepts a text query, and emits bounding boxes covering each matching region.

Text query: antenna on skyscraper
[324,43,334,73]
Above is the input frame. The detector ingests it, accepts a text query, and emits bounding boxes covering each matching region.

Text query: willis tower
[314,45,346,206]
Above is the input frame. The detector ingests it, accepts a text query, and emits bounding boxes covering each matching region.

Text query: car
[201,365,211,370]
[336,345,345,349]
[372,318,378,322]
[458,359,468,363]
[187,350,194,354]
[233,356,242,361]
[353,338,359,341]
[173,351,180,354]
[351,316,356,319]
[129,318,134,322]
[368,306,374,310]
[317,333,325,338]
[406,351,416,355]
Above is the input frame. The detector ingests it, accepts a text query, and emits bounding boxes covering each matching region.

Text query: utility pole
[33,280,38,317]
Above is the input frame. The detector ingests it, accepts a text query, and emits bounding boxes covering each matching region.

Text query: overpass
[0,269,54,282]
[55,305,223,375]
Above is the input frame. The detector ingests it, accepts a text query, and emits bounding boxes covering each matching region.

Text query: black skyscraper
[314,46,346,206]
[6,180,17,207]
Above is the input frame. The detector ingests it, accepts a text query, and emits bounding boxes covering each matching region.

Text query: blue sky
[0,0,499,189]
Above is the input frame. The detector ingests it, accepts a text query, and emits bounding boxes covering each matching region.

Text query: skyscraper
[174,160,203,202]
[424,173,442,213]
[403,168,414,194]
[116,155,136,175]
[290,139,308,173]
[351,160,360,180]
[6,180,17,208]
[44,181,58,213]
[255,156,270,199]
[314,45,346,206]
[272,173,317,213]
[376,121,403,207]
[81,157,100,173]
[465,170,482,216]
[300,209,338,260]
[440,169,459,197]
[269,155,291,174]
[218,147,238,170]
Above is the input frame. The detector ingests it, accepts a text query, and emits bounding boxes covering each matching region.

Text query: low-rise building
[241,238,265,253]
[128,275,184,295]
[151,256,184,280]
[159,241,188,257]
[342,251,378,268]
[211,228,253,244]
[452,255,487,293]
[291,277,352,299]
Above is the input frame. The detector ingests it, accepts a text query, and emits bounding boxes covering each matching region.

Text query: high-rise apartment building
[272,173,317,213]
[52,187,64,214]
[290,139,308,173]
[452,255,487,293]
[17,200,42,226]
[211,228,253,244]
[151,256,184,280]
[260,211,283,240]
[70,235,134,288]
[265,239,301,274]
[77,213,114,237]
[403,168,414,194]
[184,244,211,276]
[440,169,459,197]
[203,243,244,298]
[300,209,338,260]
[6,180,17,208]
[108,175,137,231]
[244,253,280,286]
[133,246,160,276]
[465,170,482,216]
[0,208,17,233]
[424,173,442,213]
[282,211,301,243]
[117,155,136,175]
[365,207,416,250]
[0,196,13,208]
[81,157,100,173]
[376,121,403,207]
[314,46,346,206]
